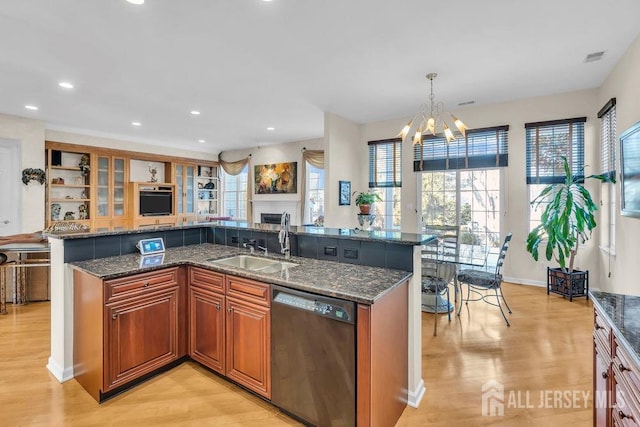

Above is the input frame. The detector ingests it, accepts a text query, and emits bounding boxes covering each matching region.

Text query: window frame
[221,165,248,220]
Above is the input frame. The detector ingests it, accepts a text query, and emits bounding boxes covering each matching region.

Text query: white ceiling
[1,0,639,154]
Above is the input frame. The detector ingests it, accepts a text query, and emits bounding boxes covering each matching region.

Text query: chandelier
[399,73,467,145]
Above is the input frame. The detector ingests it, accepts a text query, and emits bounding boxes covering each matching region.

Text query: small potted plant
[353,191,382,215]
[526,156,614,300]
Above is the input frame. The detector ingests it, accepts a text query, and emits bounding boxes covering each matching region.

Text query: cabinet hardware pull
[619,363,629,372]
[144,282,149,287]
[227,308,232,313]
[619,410,633,420]
[216,304,221,310]
[602,371,608,379]
[112,313,117,320]
[595,324,604,330]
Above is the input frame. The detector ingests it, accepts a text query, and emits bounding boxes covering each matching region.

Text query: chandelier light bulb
[426,116,436,135]
[413,126,423,145]
[443,123,455,143]
[452,114,467,137]
[399,119,413,140]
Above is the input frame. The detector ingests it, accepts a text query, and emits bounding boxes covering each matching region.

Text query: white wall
[324,112,365,229]
[596,33,640,295]
[0,113,46,233]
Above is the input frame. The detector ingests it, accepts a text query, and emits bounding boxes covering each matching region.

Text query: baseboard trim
[47,357,74,383]
[407,378,425,408]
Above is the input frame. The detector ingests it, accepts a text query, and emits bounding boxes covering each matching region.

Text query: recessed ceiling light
[191,110,201,115]
[131,121,141,126]
[126,0,144,5]
[267,127,275,131]
[25,105,38,110]
[198,139,206,143]
[58,81,74,89]
[458,100,475,106]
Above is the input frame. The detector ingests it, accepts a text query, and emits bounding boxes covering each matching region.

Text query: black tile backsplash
[64,225,415,272]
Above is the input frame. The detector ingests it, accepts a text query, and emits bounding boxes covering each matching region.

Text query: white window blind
[598,98,617,180]
[368,139,402,188]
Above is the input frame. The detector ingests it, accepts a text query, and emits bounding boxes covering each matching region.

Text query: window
[368,139,402,230]
[222,165,248,220]
[421,169,502,265]
[416,125,508,264]
[305,163,325,225]
[599,98,617,252]
[525,117,586,230]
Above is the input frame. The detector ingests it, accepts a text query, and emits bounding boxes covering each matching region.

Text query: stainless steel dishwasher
[271,285,356,427]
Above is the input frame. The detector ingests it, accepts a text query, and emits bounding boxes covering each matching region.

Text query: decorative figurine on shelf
[79,154,90,176]
[64,211,75,220]
[51,203,62,221]
[78,204,88,220]
[148,165,158,183]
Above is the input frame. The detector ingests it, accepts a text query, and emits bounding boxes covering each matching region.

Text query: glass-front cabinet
[93,155,128,230]
[174,163,196,223]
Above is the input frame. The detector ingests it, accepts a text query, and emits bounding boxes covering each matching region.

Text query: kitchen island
[46,223,431,423]
[71,243,412,425]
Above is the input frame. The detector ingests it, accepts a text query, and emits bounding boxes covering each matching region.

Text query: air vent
[585,51,605,63]
[458,100,475,106]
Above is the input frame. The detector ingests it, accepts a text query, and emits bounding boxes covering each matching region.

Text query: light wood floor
[0,283,593,426]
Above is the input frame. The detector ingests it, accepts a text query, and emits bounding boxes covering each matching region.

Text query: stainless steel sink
[207,255,298,273]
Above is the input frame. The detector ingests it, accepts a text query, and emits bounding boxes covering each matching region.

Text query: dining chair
[456,232,513,326]
[421,225,460,336]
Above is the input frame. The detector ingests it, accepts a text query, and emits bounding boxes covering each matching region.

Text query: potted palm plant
[353,191,382,215]
[526,156,614,300]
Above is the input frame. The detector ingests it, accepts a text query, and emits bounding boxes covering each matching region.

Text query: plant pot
[358,204,371,215]
[546,267,589,302]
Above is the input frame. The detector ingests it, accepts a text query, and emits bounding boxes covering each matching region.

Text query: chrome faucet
[279,212,291,259]
[243,239,257,254]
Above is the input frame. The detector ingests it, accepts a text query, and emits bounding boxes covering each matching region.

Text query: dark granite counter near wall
[591,290,640,367]
[70,243,413,304]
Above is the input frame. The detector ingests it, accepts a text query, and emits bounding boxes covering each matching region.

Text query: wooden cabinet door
[225,296,271,399]
[594,343,611,427]
[104,287,179,391]
[189,287,225,374]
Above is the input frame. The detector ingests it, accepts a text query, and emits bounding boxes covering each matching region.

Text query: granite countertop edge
[590,290,640,368]
[46,222,433,246]
[69,244,413,305]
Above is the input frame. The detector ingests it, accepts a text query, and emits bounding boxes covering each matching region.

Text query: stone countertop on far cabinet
[591,290,640,368]
[69,243,413,304]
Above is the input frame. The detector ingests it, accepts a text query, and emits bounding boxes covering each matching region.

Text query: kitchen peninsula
[46,222,431,425]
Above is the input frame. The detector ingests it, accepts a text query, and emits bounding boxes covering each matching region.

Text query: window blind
[368,139,402,188]
[598,98,617,180]
[525,117,586,184]
[413,125,509,171]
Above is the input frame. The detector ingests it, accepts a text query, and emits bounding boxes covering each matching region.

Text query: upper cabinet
[174,162,196,224]
[93,155,129,231]
[45,147,92,228]
[196,165,219,219]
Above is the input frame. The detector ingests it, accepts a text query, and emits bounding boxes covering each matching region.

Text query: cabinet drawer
[190,267,224,293]
[226,275,270,307]
[613,381,640,426]
[105,268,179,303]
[595,308,612,352]
[614,337,640,397]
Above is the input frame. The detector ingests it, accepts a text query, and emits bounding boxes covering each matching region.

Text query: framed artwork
[620,121,640,217]
[339,180,351,205]
[254,162,297,194]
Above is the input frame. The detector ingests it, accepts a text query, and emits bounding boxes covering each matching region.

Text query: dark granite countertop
[591,290,640,367]
[46,221,431,246]
[69,243,413,304]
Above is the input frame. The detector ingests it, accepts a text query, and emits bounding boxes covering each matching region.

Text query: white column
[46,237,74,382]
[407,245,425,407]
